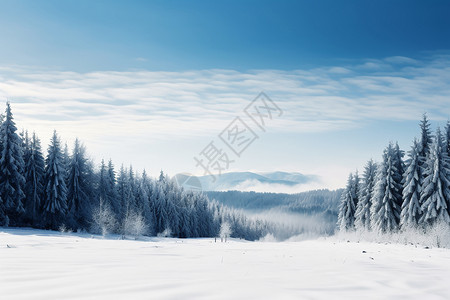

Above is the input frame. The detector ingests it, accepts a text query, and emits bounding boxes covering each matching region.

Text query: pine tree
[137,169,153,233]
[165,180,180,235]
[370,143,402,233]
[125,166,137,214]
[337,173,358,231]
[107,159,120,215]
[67,139,92,228]
[116,165,128,220]
[393,142,405,181]
[62,142,71,180]
[155,182,168,234]
[23,132,45,226]
[419,113,433,163]
[98,159,108,208]
[97,159,120,217]
[43,131,68,229]
[400,139,423,228]
[419,128,450,225]
[0,112,4,225]
[445,121,450,155]
[392,142,405,211]
[0,102,26,225]
[355,160,376,231]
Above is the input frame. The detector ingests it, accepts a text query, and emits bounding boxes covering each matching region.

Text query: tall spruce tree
[43,131,68,229]
[0,112,4,225]
[23,132,45,226]
[419,113,433,163]
[371,143,402,233]
[400,139,423,228]
[67,139,92,228]
[97,159,120,216]
[445,121,450,155]
[116,165,128,220]
[419,128,450,225]
[124,166,137,215]
[337,173,358,231]
[0,102,26,225]
[137,170,153,232]
[355,160,377,231]
[392,142,405,211]
[97,159,107,208]
[106,159,120,216]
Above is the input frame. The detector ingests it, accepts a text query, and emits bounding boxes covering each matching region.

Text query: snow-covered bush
[259,233,277,242]
[91,205,118,236]
[122,212,148,239]
[336,222,450,248]
[157,228,172,237]
[219,222,232,242]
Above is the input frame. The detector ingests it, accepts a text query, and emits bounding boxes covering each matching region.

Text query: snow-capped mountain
[174,171,320,192]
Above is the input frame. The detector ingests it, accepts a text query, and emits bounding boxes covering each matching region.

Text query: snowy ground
[1,228,450,299]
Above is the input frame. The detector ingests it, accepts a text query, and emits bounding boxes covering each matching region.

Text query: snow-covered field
[1,228,450,299]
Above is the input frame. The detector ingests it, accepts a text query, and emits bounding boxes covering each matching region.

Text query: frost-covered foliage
[337,222,450,249]
[419,113,433,161]
[339,115,450,243]
[67,139,93,229]
[122,211,148,239]
[355,160,376,231]
[419,128,450,226]
[400,139,423,227]
[445,121,450,154]
[91,204,118,236]
[219,221,232,242]
[0,102,26,225]
[42,131,68,229]
[337,173,359,231]
[370,143,402,233]
[23,132,45,226]
[0,102,268,240]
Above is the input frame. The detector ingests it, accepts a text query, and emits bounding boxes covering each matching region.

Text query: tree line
[338,114,450,233]
[0,102,268,240]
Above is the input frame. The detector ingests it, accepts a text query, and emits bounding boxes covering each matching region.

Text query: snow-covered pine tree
[355,159,377,231]
[392,142,405,211]
[125,166,137,214]
[43,131,68,229]
[164,180,179,236]
[67,138,92,228]
[400,139,423,228]
[23,132,45,226]
[106,159,120,216]
[137,170,153,233]
[97,159,120,217]
[97,159,108,209]
[62,142,71,180]
[337,173,358,231]
[370,143,402,233]
[419,128,450,226]
[116,165,127,220]
[445,121,450,155]
[393,142,405,181]
[353,171,360,208]
[0,112,3,225]
[0,102,26,225]
[156,182,168,234]
[419,113,433,164]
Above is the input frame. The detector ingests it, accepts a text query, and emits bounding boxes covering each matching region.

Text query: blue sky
[1,0,450,191]
[2,0,450,71]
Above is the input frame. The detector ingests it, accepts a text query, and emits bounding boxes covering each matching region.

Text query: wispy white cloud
[0,54,449,183]
[1,56,449,138]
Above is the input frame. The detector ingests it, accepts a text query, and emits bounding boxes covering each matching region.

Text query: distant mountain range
[174,171,319,192]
